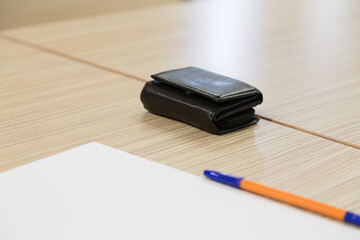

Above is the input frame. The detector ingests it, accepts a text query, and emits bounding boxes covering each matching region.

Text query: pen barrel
[239,179,346,221]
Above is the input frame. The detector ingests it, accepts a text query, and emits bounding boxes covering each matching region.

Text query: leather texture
[141,67,263,134]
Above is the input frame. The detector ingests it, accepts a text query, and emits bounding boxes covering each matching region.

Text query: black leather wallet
[140,67,263,134]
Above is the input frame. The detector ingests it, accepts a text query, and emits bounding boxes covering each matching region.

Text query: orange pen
[204,170,360,227]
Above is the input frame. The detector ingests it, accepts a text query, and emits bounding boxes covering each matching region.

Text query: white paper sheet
[0,142,358,239]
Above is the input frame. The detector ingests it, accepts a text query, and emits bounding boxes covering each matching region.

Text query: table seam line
[256,114,359,150]
[1,32,358,150]
[0,33,148,83]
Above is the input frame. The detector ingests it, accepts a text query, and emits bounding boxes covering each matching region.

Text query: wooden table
[1,0,360,215]
[3,0,360,147]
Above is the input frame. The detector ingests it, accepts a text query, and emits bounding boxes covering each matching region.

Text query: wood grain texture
[0,0,178,30]
[0,39,360,214]
[4,0,360,146]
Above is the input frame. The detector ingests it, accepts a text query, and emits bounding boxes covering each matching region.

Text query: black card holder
[140,67,263,134]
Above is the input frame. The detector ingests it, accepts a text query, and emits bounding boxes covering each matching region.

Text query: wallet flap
[151,67,262,103]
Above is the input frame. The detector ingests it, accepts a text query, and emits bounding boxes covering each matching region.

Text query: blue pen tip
[203,170,242,188]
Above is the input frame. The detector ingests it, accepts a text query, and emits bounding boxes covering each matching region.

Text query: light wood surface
[0,0,178,30]
[4,0,359,146]
[1,38,360,215]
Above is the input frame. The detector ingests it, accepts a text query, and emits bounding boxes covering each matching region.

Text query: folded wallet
[140,67,263,134]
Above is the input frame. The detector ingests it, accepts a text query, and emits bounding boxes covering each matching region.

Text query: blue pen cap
[203,170,243,188]
[344,211,360,227]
